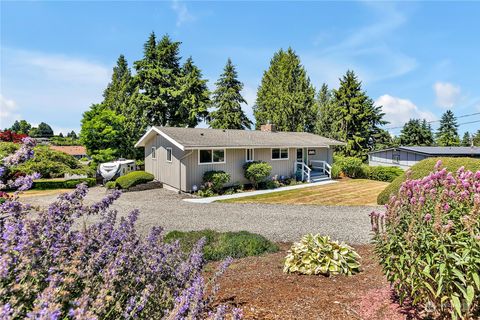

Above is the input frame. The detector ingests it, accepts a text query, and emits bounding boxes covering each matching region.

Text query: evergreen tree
[436,110,460,146]
[462,131,471,147]
[473,130,480,147]
[134,33,182,126]
[332,70,387,159]
[254,48,316,132]
[36,122,54,138]
[173,57,210,127]
[9,121,21,133]
[103,55,133,113]
[58,132,64,138]
[209,59,252,130]
[399,119,434,146]
[67,131,78,139]
[314,83,339,138]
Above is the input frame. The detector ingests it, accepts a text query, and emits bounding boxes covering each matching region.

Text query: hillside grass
[377,157,480,205]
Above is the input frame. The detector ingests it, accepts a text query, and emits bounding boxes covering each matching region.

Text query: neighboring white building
[368,146,480,170]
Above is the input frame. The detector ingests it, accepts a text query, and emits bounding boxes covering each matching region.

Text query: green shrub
[197,188,215,197]
[115,171,154,189]
[105,181,117,189]
[377,157,480,204]
[202,170,231,193]
[334,156,368,178]
[243,161,272,189]
[331,163,341,179]
[284,234,361,276]
[372,161,480,318]
[164,230,279,261]
[32,178,96,190]
[368,166,403,182]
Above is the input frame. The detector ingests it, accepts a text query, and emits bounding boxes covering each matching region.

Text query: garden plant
[372,160,480,319]
[243,161,272,189]
[284,234,361,276]
[0,138,242,319]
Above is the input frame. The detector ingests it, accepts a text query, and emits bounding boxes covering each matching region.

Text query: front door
[296,148,304,163]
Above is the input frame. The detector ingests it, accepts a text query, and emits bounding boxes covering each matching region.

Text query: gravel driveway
[25,187,378,244]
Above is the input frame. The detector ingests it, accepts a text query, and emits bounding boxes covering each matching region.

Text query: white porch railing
[295,161,311,182]
[310,160,332,178]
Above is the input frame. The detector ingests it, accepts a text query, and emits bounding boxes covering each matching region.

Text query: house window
[272,148,289,160]
[199,149,226,164]
[166,147,172,162]
[246,148,254,162]
[151,147,156,159]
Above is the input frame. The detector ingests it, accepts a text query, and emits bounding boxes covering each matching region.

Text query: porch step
[310,174,330,183]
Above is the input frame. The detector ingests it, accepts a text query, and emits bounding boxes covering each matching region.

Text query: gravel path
[25,187,378,244]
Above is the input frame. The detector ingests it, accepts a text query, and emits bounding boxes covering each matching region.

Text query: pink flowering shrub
[372,160,480,319]
[0,138,241,319]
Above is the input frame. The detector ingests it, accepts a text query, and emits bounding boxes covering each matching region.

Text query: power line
[384,111,480,130]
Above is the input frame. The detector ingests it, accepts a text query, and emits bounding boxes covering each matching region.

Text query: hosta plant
[284,234,361,276]
[0,138,242,319]
[372,160,480,319]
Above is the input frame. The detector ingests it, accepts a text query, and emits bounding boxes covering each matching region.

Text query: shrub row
[377,157,480,204]
[32,178,96,190]
[164,229,279,261]
[332,156,403,182]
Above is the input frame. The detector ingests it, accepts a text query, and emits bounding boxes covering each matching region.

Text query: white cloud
[375,94,436,129]
[1,47,110,132]
[171,0,195,27]
[433,82,461,109]
[0,95,21,128]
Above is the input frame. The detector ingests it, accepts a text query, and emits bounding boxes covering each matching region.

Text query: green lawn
[220,179,388,206]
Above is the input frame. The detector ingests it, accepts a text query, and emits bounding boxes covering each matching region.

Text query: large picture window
[199,149,226,164]
[272,148,289,160]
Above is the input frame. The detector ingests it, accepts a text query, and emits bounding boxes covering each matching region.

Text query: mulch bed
[213,244,412,320]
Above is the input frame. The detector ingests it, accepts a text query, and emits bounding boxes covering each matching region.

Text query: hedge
[368,166,403,182]
[377,157,480,204]
[32,178,96,190]
[115,171,154,189]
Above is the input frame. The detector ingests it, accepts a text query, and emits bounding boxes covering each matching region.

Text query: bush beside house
[243,161,272,189]
[332,155,403,183]
[114,171,154,189]
[377,157,480,204]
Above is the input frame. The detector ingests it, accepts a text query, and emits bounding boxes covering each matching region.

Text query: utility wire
[384,111,480,130]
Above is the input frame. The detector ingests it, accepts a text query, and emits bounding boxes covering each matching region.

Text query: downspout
[178,150,193,194]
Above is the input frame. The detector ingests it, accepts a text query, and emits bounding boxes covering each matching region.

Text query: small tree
[436,110,460,146]
[243,161,272,189]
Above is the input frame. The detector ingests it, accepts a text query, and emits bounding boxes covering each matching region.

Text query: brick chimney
[260,123,276,132]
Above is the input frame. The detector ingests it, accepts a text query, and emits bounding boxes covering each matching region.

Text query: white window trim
[245,148,255,162]
[151,146,156,160]
[198,148,227,165]
[166,147,172,163]
[271,148,289,160]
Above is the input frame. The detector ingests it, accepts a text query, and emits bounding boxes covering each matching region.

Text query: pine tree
[314,83,339,138]
[436,110,460,146]
[399,119,434,146]
[254,48,316,132]
[103,55,133,113]
[473,130,480,147]
[173,57,210,127]
[209,59,252,130]
[462,131,471,147]
[134,33,182,126]
[332,70,387,159]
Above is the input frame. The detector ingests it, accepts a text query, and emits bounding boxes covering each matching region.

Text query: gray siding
[144,134,187,190]
[369,149,427,169]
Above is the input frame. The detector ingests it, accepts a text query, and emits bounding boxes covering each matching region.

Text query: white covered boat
[97,159,136,183]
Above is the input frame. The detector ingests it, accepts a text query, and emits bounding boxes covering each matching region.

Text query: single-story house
[49,145,88,160]
[135,124,344,192]
[368,146,480,169]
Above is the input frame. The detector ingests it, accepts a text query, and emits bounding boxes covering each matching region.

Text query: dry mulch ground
[213,244,409,320]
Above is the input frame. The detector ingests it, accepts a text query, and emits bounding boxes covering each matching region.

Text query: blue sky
[1,1,479,136]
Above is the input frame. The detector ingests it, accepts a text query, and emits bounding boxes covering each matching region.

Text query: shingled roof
[135,126,345,150]
[395,146,480,156]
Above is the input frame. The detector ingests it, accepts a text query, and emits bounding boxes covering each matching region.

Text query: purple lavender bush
[0,138,242,319]
[372,160,480,319]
